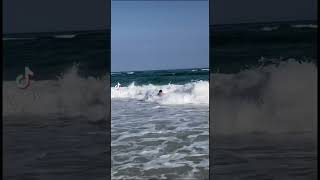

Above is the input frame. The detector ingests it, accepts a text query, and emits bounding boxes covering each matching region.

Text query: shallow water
[3,115,109,180]
[210,133,317,180]
[111,99,209,179]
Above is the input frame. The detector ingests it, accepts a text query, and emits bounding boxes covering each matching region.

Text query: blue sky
[112,1,208,72]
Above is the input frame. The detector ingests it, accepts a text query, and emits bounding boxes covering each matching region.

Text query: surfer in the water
[158,90,164,96]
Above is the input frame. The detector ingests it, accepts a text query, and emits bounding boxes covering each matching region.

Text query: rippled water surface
[112,99,209,179]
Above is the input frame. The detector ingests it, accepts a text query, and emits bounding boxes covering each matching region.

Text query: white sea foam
[3,37,35,41]
[3,59,317,135]
[111,98,209,179]
[211,59,317,134]
[111,81,209,105]
[3,65,108,122]
[261,26,279,31]
[291,24,318,29]
[54,34,77,39]
[111,72,121,75]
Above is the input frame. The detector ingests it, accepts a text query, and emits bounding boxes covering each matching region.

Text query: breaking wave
[3,59,317,134]
[291,24,318,29]
[3,65,108,122]
[111,81,209,105]
[54,34,77,39]
[260,26,279,31]
[211,59,317,134]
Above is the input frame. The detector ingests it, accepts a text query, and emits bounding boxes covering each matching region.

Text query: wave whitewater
[54,34,77,39]
[211,59,317,134]
[111,81,209,105]
[291,24,318,29]
[3,65,108,122]
[3,59,317,133]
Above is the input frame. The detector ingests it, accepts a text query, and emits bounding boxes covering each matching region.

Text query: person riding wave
[157,90,165,96]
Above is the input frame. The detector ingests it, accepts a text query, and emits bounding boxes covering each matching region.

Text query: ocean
[3,30,111,180]
[210,21,317,179]
[2,20,317,180]
[3,30,110,80]
[210,20,317,73]
[3,30,210,179]
[111,69,209,179]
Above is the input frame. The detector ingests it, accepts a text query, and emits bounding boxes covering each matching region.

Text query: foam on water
[111,81,209,105]
[3,65,108,122]
[111,68,210,179]
[111,100,209,179]
[211,59,317,134]
[261,26,279,31]
[291,24,318,29]
[54,34,77,39]
[3,37,36,41]
[3,58,316,178]
[3,58,316,134]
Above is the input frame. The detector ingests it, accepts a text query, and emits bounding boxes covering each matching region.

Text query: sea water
[111,69,209,179]
[3,31,110,180]
[3,20,318,179]
[210,21,317,179]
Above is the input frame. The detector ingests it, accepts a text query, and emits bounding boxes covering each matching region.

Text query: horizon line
[211,19,317,26]
[111,67,209,73]
[4,19,317,35]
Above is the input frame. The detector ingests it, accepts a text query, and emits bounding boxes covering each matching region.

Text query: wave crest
[111,81,209,105]
[291,24,317,29]
[3,65,108,122]
[3,59,317,134]
[212,59,317,134]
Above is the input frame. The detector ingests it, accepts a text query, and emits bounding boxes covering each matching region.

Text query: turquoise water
[111,68,209,87]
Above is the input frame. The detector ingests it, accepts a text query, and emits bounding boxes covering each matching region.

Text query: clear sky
[111,1,209,72]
